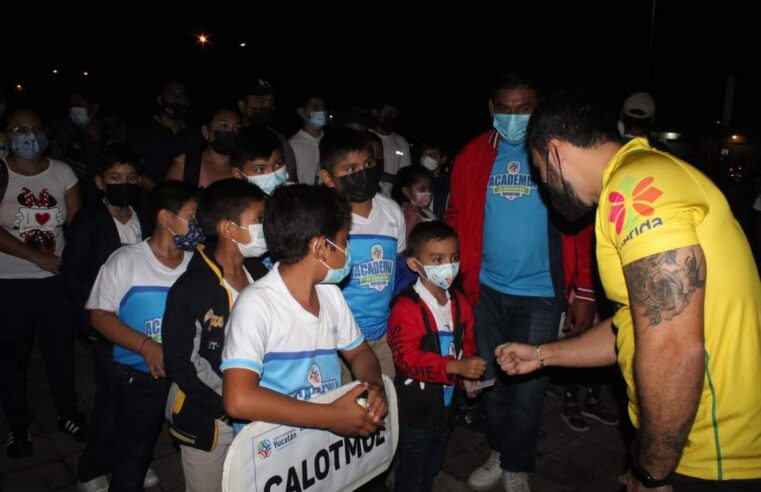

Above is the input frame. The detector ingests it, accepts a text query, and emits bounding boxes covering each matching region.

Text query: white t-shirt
[222,268,254,305]
[413,278,453,335]
[289,129,322,185]
[370,131,411,176]
[113,206,142,246]
[0,158,78,279]
[86,240,192,372]
[221,263,363,403]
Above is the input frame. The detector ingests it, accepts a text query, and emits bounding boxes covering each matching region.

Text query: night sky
[2,4,755,145]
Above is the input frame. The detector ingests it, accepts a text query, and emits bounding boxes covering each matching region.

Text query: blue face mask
[246,167,288,195]
[309,111,328,130]
[416,259,460,290]
[10,132,49,160]
[493,113,531,145]
[169,216,206,251]
[319,239,352,284]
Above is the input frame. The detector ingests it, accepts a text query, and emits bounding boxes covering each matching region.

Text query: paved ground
[1,340,629,492]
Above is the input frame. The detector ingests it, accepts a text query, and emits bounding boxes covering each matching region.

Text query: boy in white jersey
[87,180,201,491]
[222,184,387,436]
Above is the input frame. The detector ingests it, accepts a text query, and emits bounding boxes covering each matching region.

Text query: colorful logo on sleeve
[608,176,663,248]
[257,439,272,459]
[488,160,537,200]
[351,244,394,292]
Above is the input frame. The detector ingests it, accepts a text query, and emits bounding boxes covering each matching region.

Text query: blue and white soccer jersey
[221,264,364,434]
[344,193,406,341]
[86,240,192,372]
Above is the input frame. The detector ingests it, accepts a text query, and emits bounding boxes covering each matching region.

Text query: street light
[198,34,209,46]
[52,69,59,75]
[240,42,246,48]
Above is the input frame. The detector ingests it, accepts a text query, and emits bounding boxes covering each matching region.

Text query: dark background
[2,3,756,145]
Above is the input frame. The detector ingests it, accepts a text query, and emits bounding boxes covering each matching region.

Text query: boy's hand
[327,384,379,437]
[447,357,487,379]
[365,382,388,425]
[142,340,166,379]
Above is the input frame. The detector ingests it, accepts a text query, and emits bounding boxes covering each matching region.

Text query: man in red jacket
[446,71,596,492]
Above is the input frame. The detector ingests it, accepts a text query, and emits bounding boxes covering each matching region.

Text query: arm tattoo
[624,245,706,327]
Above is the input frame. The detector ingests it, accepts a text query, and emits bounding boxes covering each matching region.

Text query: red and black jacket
[387,286,477,428]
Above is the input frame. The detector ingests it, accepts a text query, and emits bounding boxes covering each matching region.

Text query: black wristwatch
[631,462,674,488]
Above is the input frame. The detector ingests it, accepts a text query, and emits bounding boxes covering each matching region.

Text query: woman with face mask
[0,108,87,458]
[165,108,242,188]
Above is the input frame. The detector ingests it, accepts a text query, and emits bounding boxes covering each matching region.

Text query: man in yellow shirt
[495,92,761,491]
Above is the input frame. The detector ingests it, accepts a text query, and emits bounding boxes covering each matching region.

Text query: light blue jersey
[343,194,406,341]
[480,140,554,297]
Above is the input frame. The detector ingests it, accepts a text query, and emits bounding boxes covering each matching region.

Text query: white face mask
[70,107,91,126]
[420,156,438,171]
[245,167,288,195]
[232,223,268,257]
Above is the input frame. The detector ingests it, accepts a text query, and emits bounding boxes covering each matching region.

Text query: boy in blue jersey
[319,129,406,379]
[87,180,201,491]
[222,184,387,436]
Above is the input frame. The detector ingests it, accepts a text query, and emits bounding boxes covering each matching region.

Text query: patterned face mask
[169,215,206,251]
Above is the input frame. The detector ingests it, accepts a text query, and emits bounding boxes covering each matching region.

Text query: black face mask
[247,108,274,126]
[162,102,189,120]
[544,149,594,222]
[209,130,236,155]
[336,165,382,203]
[105,183,140,208]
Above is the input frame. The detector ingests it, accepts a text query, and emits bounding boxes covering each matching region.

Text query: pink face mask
[413,192,432,208]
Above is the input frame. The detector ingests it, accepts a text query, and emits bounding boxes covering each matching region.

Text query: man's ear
[488,98,495,119]
[95,175,105,191]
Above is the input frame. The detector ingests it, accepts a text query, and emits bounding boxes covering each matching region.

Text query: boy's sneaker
[467,450,502,490]
[58,413,88,442]
[144,467,160,488]
[77,475,109,492]
[561,405,590,432]
[502,471,530,492]
[6,426,33,459]
[582,400,619,425]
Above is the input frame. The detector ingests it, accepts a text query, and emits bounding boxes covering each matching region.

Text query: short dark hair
[149,180,199,218]
[391,166,434,205]
[99,143,143,176]
[491,69,539,99]
[230,125,282,168]
[295,90,326,110]
[407,221,458,259]
[198,178,267,239]
[204,106,241,127]
[319,128,374,172]
[527,91,620,157]
[264,184,352,265]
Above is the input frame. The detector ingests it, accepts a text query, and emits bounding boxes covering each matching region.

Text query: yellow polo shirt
[596,138,761,480]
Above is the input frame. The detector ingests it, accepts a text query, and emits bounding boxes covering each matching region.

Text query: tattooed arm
[623,245,706,478]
